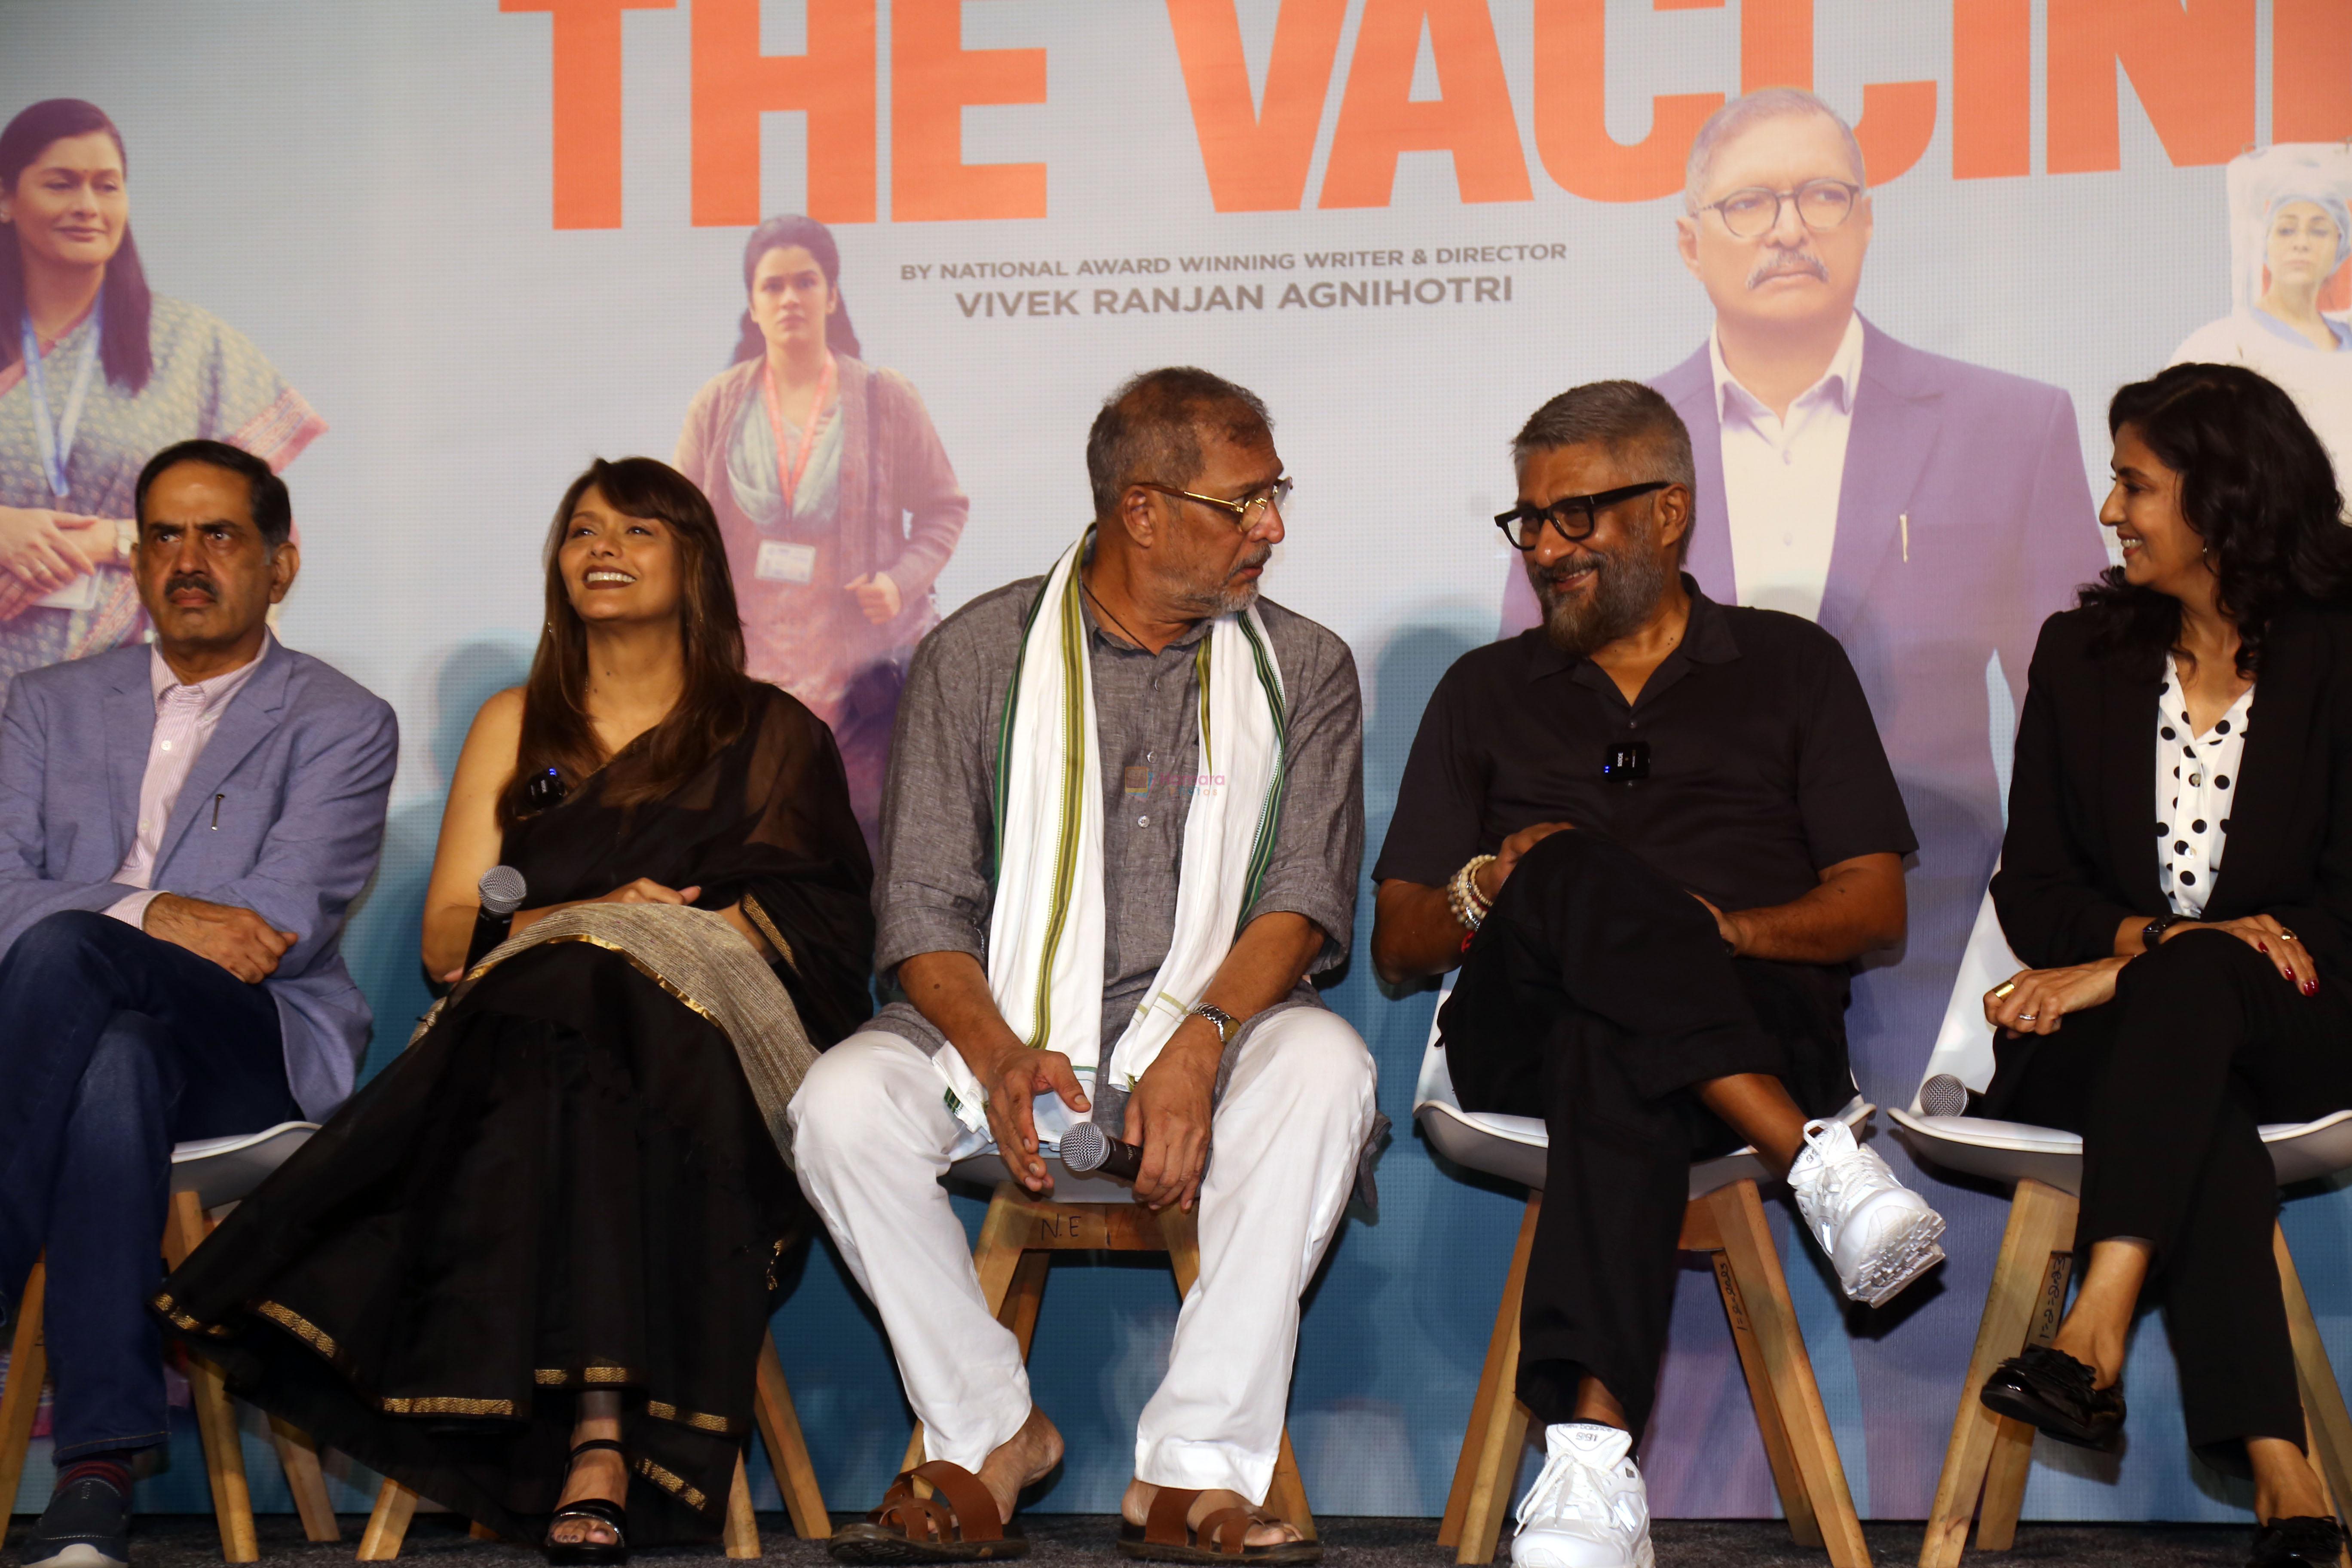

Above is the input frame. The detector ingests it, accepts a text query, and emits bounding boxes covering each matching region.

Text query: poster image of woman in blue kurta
[0,98,323,701]
[676,214,968,851]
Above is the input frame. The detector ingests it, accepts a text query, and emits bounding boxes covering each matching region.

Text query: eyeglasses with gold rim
[1135,476,1293,532]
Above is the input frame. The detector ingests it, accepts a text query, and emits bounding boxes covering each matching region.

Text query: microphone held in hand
[1058,1119,1143,1182]
[464,866,528,969]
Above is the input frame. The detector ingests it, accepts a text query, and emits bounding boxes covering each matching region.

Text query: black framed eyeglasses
[1494,481,1672,551]
[1695,178,1862,239]
[1137,476,1292,532]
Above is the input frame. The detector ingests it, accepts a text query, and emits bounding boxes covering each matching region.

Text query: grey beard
[1175,555,1270,618]
[1534,544,1672,658]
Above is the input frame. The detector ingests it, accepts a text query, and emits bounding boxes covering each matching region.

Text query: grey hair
[1087,366,1273,521]
[1513,382,1698,561]
[1683,88,1866,211]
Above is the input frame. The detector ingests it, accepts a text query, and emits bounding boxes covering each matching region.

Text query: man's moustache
[165,575,218,600]
[1748,251,1831,288]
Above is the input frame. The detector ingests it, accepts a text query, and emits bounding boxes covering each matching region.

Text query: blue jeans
[0,910,295,1460]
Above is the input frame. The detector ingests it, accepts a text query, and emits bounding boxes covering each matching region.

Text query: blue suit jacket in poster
[0,638,399,1119]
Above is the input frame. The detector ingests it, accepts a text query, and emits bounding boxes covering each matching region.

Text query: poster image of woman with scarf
[0,98,323,703]
[676,214,970,851]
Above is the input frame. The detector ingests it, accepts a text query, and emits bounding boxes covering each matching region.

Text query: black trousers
[1983,928,2352,1467]
[1441,831,1854,1436]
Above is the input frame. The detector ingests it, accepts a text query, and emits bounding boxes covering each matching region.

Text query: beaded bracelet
[1447,854,1499,931]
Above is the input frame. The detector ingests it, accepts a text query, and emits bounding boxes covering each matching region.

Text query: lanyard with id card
[21,300,106,610]
[755,353,834,585]
[761,352,836,515]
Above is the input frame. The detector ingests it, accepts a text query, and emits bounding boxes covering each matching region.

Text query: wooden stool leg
[904,1188,1035,1476]
[1973,1240,2073,1554]
[0,1257,49,1524]
[1707,1180,1870,1568]
[1442,1199,1541,1550]
[2279,1225,2352,1532]
[356,1479,417,1561]
[723,1451,761,1558]
[1919,1179,2079,1568]
[167,1192,257,1563]
[1684,1195,1819,1549]
[269,1415,342,1542]
[1157,1206,1317,1542]
[1266,1429,1317,1543]
[999,1252,1051,1357]
[755,1329,832,1539]
[1454,1194,1539,1567]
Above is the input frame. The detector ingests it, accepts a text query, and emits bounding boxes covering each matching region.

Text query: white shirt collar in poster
[1709,312,1866,625]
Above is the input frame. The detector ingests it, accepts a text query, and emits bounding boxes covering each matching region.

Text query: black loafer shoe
[1978,1344,2125,1450]
[22,1476,131,1568]
[2251,1516,2347,1565]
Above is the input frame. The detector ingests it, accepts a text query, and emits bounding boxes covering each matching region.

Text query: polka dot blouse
[2156,653,2253,918]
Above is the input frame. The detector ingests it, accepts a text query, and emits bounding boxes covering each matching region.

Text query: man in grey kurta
[792,368,1375,1563]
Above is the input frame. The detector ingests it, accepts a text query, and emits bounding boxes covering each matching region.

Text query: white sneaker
[1788,1118,1947,1307]
[1509,1423,1653,1568]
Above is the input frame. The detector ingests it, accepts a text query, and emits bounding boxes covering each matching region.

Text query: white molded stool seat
[171,1121,321,1208]
[1890,891,2352,1194]
[1412,997,1872,1199]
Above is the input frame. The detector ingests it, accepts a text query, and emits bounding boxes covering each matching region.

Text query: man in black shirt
[1370,381,1942,1568]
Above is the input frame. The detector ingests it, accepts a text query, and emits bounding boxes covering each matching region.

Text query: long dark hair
[0,99,152,393]
[502,458,755,827]
[729,213,862,365]
[2079,363,2352,677]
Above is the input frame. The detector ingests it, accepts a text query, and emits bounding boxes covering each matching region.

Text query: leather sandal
[828,1461,1028,1563]
[544,1438,630,1565]
[1117,1487,1321,1564]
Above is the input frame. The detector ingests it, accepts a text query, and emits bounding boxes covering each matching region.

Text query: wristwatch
[1188,1001,1240,1047]
[2143,912,2187,949]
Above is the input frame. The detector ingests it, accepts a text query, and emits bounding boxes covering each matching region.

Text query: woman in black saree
[153,457,873,1560]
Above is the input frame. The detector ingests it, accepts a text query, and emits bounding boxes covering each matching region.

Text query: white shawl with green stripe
[934,531,1288,1138]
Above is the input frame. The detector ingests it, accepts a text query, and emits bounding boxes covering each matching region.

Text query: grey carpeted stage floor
[17,1513,2266,1567]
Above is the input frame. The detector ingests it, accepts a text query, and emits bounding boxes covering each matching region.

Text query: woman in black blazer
[1976,363,2352,1566]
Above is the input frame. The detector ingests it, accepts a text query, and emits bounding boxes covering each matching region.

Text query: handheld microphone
[1058,1120,1144,1182]
[464,865,528,968]
[1919,1073,1973,1119]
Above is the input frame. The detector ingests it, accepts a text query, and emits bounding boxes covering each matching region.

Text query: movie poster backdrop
[6,0,2352,1527]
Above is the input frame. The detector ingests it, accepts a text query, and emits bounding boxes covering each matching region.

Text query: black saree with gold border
[153,683,873,1543]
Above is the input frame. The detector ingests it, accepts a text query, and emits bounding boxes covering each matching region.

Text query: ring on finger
[2280,928,2298,941]
[2017,1011,2038,1022]
[1991,980,2018,999]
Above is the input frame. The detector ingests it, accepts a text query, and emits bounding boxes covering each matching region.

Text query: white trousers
[788,1007,1377,1502]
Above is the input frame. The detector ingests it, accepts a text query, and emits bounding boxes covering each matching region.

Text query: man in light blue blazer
[0,439,395,1568]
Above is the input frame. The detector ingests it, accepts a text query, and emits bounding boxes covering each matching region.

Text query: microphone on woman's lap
[465,866,528,969]
[1058,1119,1143,1182]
